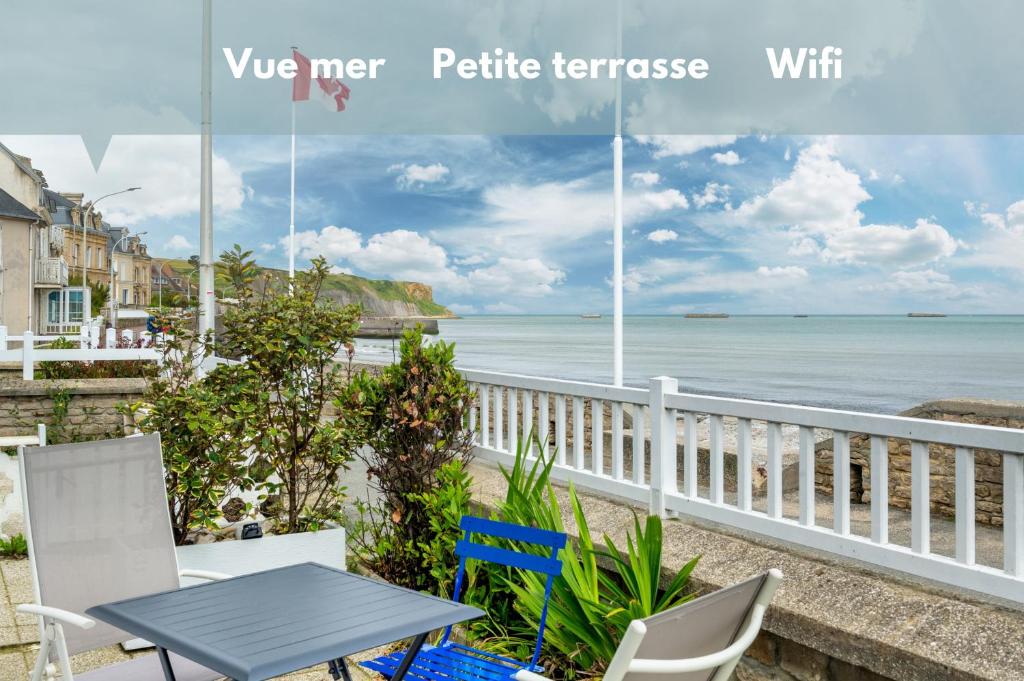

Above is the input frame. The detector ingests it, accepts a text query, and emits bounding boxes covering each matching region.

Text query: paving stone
[0,624,19,647]
[0,559,32,605]
[0,650,29,681]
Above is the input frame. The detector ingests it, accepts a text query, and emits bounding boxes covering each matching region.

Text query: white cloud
[788,237,820,257]
[692,182,730,209]
[389,162,451,189]
[289,225,362,261]
[630,171,661,187]
[443,178,690,257]
[961,199,1024,271]
[821,219,957,264]
[163,234,194,253]
[0,135,245,223]
[641,188,689,211]
[731,142,957,266]
[467,257,565,297]
[647,229,679,243]
[784,146,791,162]
[359,229,463,289]
[633,135,738,159]
[285,226,464,291]
[861,269,982,299]
[661,265,808,295]
[711,150,743,166]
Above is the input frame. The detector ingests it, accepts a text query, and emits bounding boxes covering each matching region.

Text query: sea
[353,315,1024,415]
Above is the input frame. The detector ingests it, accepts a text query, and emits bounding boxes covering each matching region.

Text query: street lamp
[81,187,141,291]
[109,231,147,332]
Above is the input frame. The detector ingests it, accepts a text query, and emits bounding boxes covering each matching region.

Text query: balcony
[48,224,65,254]
[35,257,69,287]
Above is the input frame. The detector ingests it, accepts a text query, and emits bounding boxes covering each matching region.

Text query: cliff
[159,259,454,318]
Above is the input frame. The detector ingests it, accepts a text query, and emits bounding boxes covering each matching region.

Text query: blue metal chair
[361,515,567,681]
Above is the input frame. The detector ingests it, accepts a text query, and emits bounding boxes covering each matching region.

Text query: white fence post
[0,325,7,352]
[105,327,116,349]
[79,325,89,349]
[648,376,678,517]
[22,331,34,380]
[91,324,100,349]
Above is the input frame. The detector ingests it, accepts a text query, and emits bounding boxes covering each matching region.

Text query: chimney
[60,192,85,207]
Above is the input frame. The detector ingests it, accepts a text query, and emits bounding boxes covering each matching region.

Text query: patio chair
[515,569,783,681]
[361,515,567,681]
[16,434,231,681]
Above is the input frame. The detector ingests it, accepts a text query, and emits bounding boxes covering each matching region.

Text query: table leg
[328,658,354,681]
[157,647,178,681]
[390,633,428,681]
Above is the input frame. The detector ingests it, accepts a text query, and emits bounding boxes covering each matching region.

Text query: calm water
[355,315,1024,414]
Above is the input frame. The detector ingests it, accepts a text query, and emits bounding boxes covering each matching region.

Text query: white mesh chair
[16,434,231,680]
[516,569,782,681]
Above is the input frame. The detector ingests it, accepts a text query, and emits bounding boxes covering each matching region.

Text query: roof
[0,187,39,221]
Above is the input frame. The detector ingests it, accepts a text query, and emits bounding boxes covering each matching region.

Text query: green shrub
[0,533,28,558]
[340,328,476,591]
[120,313,253,544]
[214,255,362,534]
[476,439,699,678]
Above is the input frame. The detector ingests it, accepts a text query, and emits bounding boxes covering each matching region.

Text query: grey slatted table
[86,562,484,681]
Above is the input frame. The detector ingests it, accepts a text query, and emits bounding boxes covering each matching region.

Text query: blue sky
[5,134,1024,314]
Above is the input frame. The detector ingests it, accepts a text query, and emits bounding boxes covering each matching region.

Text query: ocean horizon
[354,314,1024,415]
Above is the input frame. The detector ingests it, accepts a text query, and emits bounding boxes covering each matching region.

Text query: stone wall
[0,378,148,536]
[815,399,1024,527]
[0,377,147,440]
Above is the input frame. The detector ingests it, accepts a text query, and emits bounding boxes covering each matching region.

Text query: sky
[3,133,1023,315]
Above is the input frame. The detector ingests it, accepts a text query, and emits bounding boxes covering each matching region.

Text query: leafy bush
[351,459,473,597]
[120,314,253,544]
[0,533,28,558]
[341,328,476,591]
[213,255,362,533]
[38,335,158,380]
[477,440,699,678]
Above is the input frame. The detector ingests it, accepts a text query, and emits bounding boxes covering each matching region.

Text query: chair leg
[28,630,50,681]
[51,622,75,681]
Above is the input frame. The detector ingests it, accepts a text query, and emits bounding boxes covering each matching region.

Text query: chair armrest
[514,671,553,681]
[179,569,233,581]
[16,604,95,630]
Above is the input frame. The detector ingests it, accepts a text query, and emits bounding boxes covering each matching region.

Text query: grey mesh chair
[16,434,231,681]
[516,569,782,681]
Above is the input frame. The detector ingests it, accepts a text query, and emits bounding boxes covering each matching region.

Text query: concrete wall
[815,399,1024,526]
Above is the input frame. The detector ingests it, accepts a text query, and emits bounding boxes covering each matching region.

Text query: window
[67,290,84,323]
[73,244,79,265]
[47,291,61,324]
[86,247,92,268]
[122,288,129,304]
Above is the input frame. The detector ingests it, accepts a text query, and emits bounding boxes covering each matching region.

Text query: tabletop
[86,562,483,681]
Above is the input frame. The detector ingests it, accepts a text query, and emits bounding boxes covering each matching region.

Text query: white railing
[0,326,160,380]
[462,369,1024,603]
[34,257,68,286]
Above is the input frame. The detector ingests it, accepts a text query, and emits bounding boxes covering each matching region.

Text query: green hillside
[158,259,453,318]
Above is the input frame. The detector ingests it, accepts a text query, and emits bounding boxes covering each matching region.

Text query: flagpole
[289,95,296,289]
[612,0,624,387]
[199,0,215,337]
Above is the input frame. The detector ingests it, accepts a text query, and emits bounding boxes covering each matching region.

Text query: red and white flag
[292,49,350,111]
